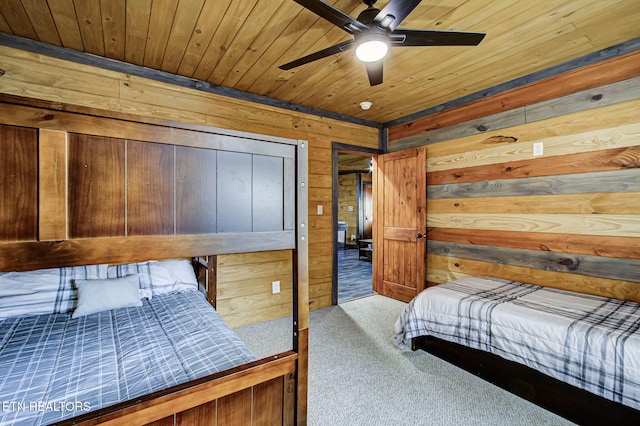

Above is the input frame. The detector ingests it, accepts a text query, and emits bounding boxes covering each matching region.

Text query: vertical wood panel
[175,400,216,425]
[253,155,284,232]
[217,151,252,232]
[253,377,284,426]
[127,140,174,236]
[68,133,126,238]
[217,388,252,426]
[175,146,217,234]
[0,124,37,241]
[38,129,68,241]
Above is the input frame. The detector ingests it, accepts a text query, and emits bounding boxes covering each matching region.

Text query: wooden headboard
[0,101,300,272]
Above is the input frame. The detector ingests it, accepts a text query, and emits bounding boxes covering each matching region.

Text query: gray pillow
[72,275,143,318]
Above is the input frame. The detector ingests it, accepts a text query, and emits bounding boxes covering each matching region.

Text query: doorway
[332,143,381,305]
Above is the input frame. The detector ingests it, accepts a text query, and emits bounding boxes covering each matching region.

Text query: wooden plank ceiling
[0,0,638,124]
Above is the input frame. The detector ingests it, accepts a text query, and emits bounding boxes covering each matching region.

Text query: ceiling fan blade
[293,0,368,34]
[373,0,422,32]
[279,40,354,70]
[365,61,383,86]
[391,29,486,46]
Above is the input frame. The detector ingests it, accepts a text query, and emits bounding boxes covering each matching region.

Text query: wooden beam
[0,232,296,272]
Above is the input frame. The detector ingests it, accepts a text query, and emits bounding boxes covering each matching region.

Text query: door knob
[416,233,423,239]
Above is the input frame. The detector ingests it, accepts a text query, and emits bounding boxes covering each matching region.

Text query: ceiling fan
[279,0,486,86]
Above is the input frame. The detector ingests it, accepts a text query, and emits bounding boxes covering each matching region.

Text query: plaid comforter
[394,276,640,410]
[0,290,255,425]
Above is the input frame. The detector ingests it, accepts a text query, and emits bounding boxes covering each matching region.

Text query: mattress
[394,276,640,410]
[0,290,256,425]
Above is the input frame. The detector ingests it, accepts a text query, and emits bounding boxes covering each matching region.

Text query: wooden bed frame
[412,336,640,426]
[0,98,309,425]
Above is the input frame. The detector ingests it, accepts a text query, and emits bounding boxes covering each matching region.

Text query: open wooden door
[373,147,426,302]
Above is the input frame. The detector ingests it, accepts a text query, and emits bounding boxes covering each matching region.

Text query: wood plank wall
[337,174,357,246]
[0,45,379,315]
[388,53,640,303]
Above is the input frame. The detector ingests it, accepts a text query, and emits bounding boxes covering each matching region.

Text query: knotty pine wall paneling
[0,45,379,313]
[338,173,357,245]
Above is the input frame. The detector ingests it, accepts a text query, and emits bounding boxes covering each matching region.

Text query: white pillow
[72,275,143,319]
[0,264,108,320]
[107,259,198,297]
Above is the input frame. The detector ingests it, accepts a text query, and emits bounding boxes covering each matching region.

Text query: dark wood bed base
[411,336,640,426]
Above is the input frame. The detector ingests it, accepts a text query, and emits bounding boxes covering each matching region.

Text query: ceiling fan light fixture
[354,32,389,63]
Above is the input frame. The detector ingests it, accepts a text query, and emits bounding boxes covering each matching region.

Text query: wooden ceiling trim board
[211,0,285,87]
[389,48,640,142]
[160,0,206,74]
[124,0,151,66]
[75,0,106,56]
[0,33,381,129]
[143,0,179,69]
[220,0,294,88]
[176,0,229,77]
[46,0,83,51]
[192,0,258,82]
[19,0,61,46]
[264,0,366,100]
[385,37,640,130]
[233,7,309,92]
[239,7,324,94]
[100,0,126,62]
[0,0,37,39]
[0,12,11,33]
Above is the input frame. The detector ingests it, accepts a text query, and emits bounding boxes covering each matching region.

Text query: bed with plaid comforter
[0,290,255,425]
[394,276,640,410]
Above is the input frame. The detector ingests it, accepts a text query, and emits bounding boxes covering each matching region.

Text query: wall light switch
[272,281,280,294]
[317,204,323,215]
[533,141,544,156]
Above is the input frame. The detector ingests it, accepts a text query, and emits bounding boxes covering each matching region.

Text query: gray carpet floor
[234,295,574,426]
